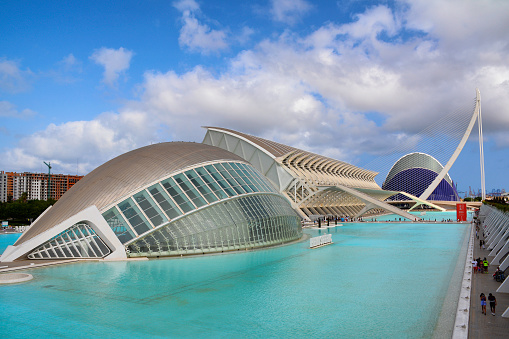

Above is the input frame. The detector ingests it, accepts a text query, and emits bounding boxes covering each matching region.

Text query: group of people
[493,266,506,282]
[480,293,497,316]
[479,239,486,250]
[472,257,489,273]
[475,215,500,318]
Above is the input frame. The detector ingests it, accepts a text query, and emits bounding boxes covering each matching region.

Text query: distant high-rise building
[0,171,7,202]
[0,171,83,202]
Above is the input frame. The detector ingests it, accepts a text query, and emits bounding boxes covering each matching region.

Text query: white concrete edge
[205,128,276,159]
[0,259,82,272]
[496,273,509,293]
[502,306,509,318]
[100,257,149,262]
[452,222,474,339]
[0,273,33,284]
[0,205,126,262]
[0,257,150,274]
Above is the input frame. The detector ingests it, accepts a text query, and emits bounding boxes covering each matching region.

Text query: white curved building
[383,152,460,201]
[203,127,418,220]
[1,142,302,262]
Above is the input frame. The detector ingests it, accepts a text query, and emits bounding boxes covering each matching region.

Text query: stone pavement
[468,232,509,338]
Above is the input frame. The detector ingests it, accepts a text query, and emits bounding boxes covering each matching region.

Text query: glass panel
[133,190,168,227]
[238,164,262,192]
[205,165,236,197]
[213,163,245,195]
[161,178,195,213]
[225,162,253,193]
[102,207,135,243]
[173,173,207,208]
[184,169,218,203]
[61,246,72,257]
[88,240,102,257]
[194,167,228,200]
[118,198,152,235]
[147,184,182,219]
[256,170,277,192]
[232,163,257,192]
[124,193,302,258]
[244,165,273,192]
[53,247,65,257]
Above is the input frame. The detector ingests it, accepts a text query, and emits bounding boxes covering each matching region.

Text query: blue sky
[1,0,508,195]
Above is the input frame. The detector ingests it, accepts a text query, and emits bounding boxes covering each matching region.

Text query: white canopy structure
[203,127,419,221]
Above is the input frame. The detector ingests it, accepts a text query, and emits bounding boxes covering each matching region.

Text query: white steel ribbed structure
[203,127,418,221]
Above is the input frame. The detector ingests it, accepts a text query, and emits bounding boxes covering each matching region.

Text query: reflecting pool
[0,233,20,254]
[0,212,470,338]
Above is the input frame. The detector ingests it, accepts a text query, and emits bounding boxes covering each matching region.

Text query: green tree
[18,192,28,203]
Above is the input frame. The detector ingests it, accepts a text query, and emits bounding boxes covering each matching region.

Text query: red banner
[456,203,467,221]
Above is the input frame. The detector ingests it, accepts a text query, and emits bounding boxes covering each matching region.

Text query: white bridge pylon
[420,89,485,201]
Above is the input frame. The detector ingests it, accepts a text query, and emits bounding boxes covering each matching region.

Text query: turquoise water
[0,233,20,254]
[1,213,469,338]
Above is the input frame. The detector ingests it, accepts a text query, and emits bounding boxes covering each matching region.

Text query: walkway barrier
[310,234,333,248]
[480,204,509,317]
[452,219,474,339]
[14,226,30,233]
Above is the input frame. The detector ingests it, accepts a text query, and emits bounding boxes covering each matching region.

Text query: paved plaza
[468,232,509,338]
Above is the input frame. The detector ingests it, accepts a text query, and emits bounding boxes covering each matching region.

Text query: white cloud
[90,47,134,87]
[178,14,228,53]
[339,5,399,39]
[173,0,228,54]
[62,54,77,67]
[59,53,82,72]
[173,0,199,12]
[0,58,32,93]
[270,0,312,25]
[0,101,36,119]
[4,1,509,178]
[237,26,255,44]
[47,53,84,84]
[140,65,324,139]
[2,107,160,174]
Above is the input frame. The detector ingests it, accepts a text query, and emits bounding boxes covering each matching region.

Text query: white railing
[310,234,333,248]
[14,226,30,233]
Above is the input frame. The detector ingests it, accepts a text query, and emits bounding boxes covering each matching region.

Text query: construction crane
[44,161,51,200]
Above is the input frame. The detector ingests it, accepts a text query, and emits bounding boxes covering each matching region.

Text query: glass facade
[94,161,301,257]
[101,162,282,244]
[127,194,301,257]
[102,207,136,243]
[28,223,111,259]
[27,161,301,260]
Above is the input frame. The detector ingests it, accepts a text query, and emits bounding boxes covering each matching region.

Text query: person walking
[483,258,489,273]
[488,293,497,316]
[480,293,487,315]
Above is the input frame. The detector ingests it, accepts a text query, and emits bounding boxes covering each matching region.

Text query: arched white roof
[384,152,453,186]
[16,142,245,245]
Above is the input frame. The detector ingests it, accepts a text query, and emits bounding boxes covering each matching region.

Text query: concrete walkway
[468,232,509,338]
[0,259,81,272]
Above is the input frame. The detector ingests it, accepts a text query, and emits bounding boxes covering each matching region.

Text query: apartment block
[0,171,83,202]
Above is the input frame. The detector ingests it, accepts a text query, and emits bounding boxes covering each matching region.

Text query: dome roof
[17,142,244,245]
[384,152,452,187]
